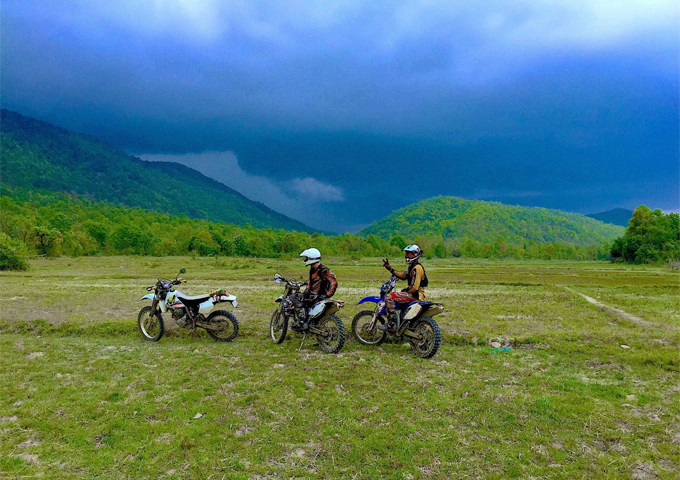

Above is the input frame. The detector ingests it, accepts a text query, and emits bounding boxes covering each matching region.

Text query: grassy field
[1,256,678,479]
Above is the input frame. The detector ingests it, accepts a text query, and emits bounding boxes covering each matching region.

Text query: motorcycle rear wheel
[408,316,441,359]
[206,310,239,342]
[270,307,288,344]
[316,314,346,354]
[138,306,165,342]
[351,310,386,346]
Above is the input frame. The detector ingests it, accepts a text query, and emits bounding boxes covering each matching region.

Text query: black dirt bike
[351,275,443,359]
[269,273,346,354]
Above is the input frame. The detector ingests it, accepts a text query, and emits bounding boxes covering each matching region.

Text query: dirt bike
[352,274,443,359]
[269,273,346,353]
[138,268,239,342]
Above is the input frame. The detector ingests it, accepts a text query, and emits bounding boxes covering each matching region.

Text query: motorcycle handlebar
[275,274,305,287]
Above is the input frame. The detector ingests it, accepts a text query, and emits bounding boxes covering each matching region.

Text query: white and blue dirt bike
[269,273,346,353]
[352,275,443,359]
[138,268,239,342]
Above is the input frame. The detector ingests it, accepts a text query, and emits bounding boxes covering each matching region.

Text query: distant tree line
[610,206,679,264]
[1,191,619,270]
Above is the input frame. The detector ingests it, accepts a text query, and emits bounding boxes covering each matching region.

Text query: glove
[382,258,392,271]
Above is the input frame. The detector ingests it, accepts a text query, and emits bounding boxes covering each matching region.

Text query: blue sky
[2,0,678,232]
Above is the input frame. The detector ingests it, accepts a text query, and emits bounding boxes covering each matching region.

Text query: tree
[389,235,407,250]
[234,235,253,256]
[611,206,680,263]
[0,233,29,270]
[34,225,63,256]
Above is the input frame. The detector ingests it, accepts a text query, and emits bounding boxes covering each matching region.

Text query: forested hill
[586,208,634,227]
[360,196,624,246]
[0,109,315,233]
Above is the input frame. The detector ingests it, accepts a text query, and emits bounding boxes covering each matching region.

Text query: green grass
[1,257,678,478]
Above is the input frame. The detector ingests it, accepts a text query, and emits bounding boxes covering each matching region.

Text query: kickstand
[298,333,307,351]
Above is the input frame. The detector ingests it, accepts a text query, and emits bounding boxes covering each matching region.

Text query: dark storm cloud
[2,0,678,231]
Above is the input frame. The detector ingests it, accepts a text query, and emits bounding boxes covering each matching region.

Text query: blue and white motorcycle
[352,275,443,358]
[138,268,239,342]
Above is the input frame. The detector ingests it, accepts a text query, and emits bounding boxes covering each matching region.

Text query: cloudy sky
[2,0,678,232]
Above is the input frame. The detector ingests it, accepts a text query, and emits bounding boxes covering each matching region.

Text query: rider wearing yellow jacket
[382,245,428,328]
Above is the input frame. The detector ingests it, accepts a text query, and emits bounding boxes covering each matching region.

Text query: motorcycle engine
[294,309,306,325]
[172,308,188,327]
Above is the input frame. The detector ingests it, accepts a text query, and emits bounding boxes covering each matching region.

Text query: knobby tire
[351,310,386,346]
[138,306,165,342]
[206,310,239,342]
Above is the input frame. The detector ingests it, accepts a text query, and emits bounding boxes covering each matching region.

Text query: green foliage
[33,225,63,257]
[610,205,680,263]
[362,196,621,260]
[0,191,400,259]
[0,233,29,271]
[1,109,316,233]
[389,235,407,250]
[0,190,620,261]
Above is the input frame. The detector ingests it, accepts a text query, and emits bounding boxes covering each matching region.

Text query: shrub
[0,233,29,271]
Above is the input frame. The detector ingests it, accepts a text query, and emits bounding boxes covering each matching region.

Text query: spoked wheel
[270,308,288,344]
[408,317,441,359]
[138,306,165,342]
[206,310,239,342]
[316,314,346,354]
[351,310,386,346]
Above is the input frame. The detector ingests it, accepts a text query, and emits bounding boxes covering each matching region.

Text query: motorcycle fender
[308,299,343,319]
[421,304,444,317]
[140,294,155,301]
[219,294,238,308]
[274,296,284,303]
[357,296,381,305]
[403,303,422,321]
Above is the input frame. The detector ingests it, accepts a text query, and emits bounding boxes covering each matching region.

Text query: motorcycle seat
[176,292,212,303]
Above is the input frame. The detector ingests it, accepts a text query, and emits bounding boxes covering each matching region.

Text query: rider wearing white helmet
[299,248,338,305]
[383,244,428,300]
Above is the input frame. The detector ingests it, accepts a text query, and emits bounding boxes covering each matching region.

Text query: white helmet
[300,248,321,266]
[403,244,422,264]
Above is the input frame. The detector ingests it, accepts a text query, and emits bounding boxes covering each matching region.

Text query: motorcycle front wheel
[206,310,239,342]
[407,316,441,359]
[316,314,346,354]
[138,306,165,342]
[270,307,288,344]
[351,310,386,346]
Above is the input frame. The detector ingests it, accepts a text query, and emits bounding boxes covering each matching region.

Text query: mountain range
[1,109,315,233]
[2,109,628,248]
[586,208,634,227]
